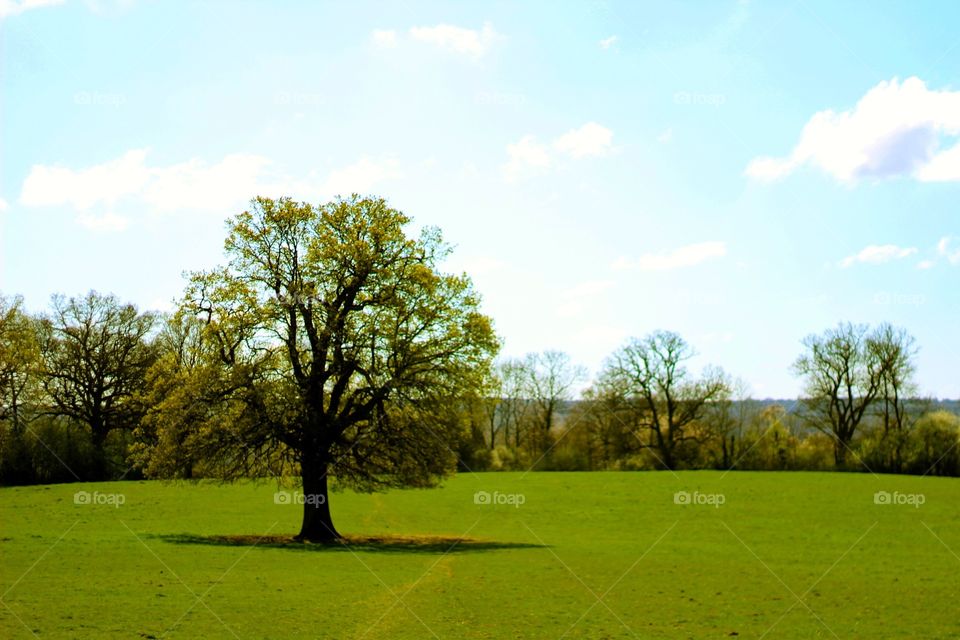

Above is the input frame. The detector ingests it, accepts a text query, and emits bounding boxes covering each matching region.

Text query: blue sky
[2,0,958,398]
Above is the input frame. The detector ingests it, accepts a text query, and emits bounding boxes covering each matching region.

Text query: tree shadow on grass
[157,533,547,554]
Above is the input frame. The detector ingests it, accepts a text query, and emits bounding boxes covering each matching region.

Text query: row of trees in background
[458,325,959,477]
[2,198,959,506]
[0,292,158,484]
[3,293,959,488]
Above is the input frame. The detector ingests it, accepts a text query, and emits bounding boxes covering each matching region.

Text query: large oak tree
[140,196,498,541]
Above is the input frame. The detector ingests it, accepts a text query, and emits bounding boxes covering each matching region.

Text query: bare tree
[706,377,753,469]
[573,384,640,469]
[522,350,585,456]
[479,372,502,451]
[601,331,729,470]
[498,358,531,450]
[869,323,918,472]
[793,322,883,467]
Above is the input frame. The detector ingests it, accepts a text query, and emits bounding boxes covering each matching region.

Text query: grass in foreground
[2,471,959,639]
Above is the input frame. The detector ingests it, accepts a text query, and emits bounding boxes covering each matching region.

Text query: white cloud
[914,141,960,181]
[21,149,270,213]
[746,77,960,183]
[599,35,618,50]
[409,22,500,58]
[657,128,673,144]
[917,260,935,270]
[614,241,727,271]
[371,29,397,48]
[143,154,272,212]
[0,0,64,19]
[18,149,401,228]
[21,149,152,210]
[502,135,552,182]
[316,157,401,197]
[553,122,613,159]
[938,236,960,264]
[839,244,917,268]
[502,122,613,181]
[0,197,8,212]
[744,156,795,181]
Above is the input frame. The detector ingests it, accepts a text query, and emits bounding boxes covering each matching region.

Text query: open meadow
[6,2,960,639]
[2,471,959,639]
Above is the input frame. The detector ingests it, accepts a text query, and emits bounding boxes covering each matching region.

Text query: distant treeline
[1,290,958,486]
[458,396,960,476]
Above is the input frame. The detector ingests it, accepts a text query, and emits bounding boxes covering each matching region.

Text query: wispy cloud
[839,244,917,268]
[316,157,401,197]
[599,35,618,50]
[553,122,613,159]
[614,241,727,271]
[938,236,960,264]
[746,77,960,183]
[409,22,500,58]
[502,122,613,181]
[21,149,155,210]
[18,149,401,229]
[21,150,273,213]
[502,136,552,181]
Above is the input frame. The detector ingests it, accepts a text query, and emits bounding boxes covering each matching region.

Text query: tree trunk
[658,439,675,471]
[296,458,340,542]
[90,425,109,481]
[10,387,21,436]
[834,440,847,467]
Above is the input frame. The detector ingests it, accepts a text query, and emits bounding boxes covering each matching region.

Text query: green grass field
[2,471,959,639]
